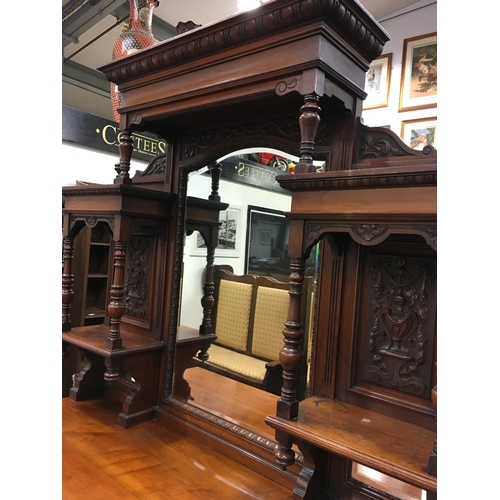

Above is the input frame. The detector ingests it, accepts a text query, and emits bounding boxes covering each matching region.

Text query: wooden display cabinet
[61,0,439,496]
[70,222,111,327]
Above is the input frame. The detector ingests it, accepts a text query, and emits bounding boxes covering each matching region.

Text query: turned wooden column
[294,93,321,174]
[114,130,133,184]
[209,162,222,202]
[62,235,75,333]
[274,429,296,469]
[107,240,127,352]
[199,244,216,340]
[276,256,306,421]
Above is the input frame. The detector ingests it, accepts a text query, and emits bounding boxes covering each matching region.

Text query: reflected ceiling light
[237,0,270,12]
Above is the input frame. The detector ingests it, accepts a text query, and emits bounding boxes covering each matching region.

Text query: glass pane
[351,463,426,500]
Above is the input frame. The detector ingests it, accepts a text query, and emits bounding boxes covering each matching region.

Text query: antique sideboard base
[63,324,164,428]
[266,396,437,499]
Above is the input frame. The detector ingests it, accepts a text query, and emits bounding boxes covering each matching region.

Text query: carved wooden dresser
[62,1,437,498]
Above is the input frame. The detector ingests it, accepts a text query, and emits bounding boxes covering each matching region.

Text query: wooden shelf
[63,324,165,359]
[177,324,216,346]
[84,307,106,319]
[265,396,437,493]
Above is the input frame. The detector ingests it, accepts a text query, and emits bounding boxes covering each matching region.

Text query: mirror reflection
[174,148,320,439]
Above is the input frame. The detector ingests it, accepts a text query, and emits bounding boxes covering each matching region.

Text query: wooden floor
[63,396,293,499]
[184,366,279,439]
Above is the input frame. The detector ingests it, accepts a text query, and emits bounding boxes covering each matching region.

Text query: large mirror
[173,147,321,443]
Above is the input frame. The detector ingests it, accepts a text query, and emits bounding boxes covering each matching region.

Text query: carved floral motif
[182,119,301,159]
[124,237,151,318]
[352,224,388,243]
[363,256,436,396]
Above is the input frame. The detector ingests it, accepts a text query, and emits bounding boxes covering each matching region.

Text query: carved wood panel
[346,237,437,426]
[314,234,437,428]
[121,231,165,340]
[124,236,152,319]
[360,251,436,399]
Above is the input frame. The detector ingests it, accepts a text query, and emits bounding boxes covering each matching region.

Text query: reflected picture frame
[399,32,437,112]
[190,205,242,257]
[363,53,392,110]
[401,117,437,150]
[245,205,290,280]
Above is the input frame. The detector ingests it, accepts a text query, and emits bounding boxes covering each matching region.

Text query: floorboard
[63,397,292,499]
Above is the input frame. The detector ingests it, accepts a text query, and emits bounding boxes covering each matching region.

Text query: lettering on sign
[62,105,166,162]
[218,157,290,194]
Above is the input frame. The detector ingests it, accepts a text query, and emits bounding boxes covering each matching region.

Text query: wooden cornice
[277,164,437,192]
[98,0,390,85]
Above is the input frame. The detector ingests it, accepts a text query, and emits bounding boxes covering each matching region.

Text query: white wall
[62,142,148,186]
[360,1,437,134]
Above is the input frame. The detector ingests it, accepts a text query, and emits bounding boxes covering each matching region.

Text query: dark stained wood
[64,323,165,428]
[269,134,437,498]
[174,326,217,399]
[185,193,229,337]
[63,397,293,500]
[61,1,440,497]
[266,396,436,492]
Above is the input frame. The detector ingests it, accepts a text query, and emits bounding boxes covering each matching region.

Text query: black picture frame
[245,205,290,280]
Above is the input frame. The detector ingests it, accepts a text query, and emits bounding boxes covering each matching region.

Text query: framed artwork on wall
[401,117,437,150]
[245,205,290,280]
[399,32,437,112]
[363,53,392,110]
[190,205,242,257]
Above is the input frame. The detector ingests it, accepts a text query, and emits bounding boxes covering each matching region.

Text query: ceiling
[62,0,421,121]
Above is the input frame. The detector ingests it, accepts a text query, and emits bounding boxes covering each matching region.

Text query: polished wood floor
[63,396,292,499]
[184,366,279,439]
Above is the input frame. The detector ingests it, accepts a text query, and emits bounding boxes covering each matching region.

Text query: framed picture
[401,117,437,150]
[245,205,290,280]
[363,53,392,110]
[190,205,242,257]
[399,32,437,112]
[259,229,272,245]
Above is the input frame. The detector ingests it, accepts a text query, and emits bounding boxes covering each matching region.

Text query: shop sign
[218,156,290,194]
[62,105,166,162]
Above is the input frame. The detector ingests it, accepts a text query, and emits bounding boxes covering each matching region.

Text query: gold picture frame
[401,117,437,150]
[363,53,392,110]
[399,32,437,112]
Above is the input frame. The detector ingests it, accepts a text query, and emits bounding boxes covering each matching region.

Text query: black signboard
[62,105,167,162]
[217,156,290,194]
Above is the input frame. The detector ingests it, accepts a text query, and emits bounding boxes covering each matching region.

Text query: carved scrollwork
[69,215,114,232]
[275,78,298,96]
[351,224,389,244]
[182,119,300,159]
[357,120,438,161]
[363,256,436,396]
[360,135,409,159]
[124,236,152,318]
[85,216,98,228]
[130,114,143,124]
[135,154,166,177]
[304,221,436,256]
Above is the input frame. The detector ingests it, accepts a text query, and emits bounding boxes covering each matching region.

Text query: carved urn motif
[111,0,159,122]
